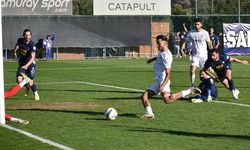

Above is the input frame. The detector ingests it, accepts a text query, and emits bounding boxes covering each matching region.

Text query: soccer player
[4,73,30,125]
[203,49,248,100]
[191,70,218,103]
[180,18,213,87]
[209,27,220,49]
[13,29,40,101]
[140,35,200,119]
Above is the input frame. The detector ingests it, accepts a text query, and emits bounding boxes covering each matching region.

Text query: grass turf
[2,57,250,150]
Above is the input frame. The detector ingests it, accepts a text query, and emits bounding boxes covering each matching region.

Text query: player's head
[209,26,214,34]
[193,18,203,31]
[200,70,208,81]
[210,48,220,61]
[156,35,168,51]
[23,29,32,42]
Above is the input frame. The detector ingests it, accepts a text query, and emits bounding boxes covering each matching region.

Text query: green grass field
[1,57,250,150]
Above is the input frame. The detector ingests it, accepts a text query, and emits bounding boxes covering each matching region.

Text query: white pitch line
[1,124,74,150]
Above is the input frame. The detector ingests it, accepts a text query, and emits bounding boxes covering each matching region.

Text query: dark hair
[194,18,203,23]
[156,35,168,42]
[23,29,32,36]
[210,48,219,54]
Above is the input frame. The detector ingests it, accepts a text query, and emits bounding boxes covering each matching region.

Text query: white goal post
[0,4,6,124]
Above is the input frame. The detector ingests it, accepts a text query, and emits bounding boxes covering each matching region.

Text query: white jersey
[154,50,173,81]
[186,29,210,57]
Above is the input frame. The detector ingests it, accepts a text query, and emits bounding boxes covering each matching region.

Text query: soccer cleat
[191,98,203,103]
[191,87,201,94]
[206,96,213,102]
[21,73,31,83]
[140,113,155,119]
[232,89,240,100]
[34,94,40,101]
[24,88,30,97]
[12,118,29,125]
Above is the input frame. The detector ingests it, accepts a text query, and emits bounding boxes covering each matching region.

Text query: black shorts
[16,63,36,80]
[216,65,232,82]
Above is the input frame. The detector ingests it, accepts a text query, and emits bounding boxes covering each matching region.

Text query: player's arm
[22,52,35,70]
[203,69,219,82]
[12,44,19,58]
[183,23,188,32]
[159,68,171,92]
[147,57,156,63]
[215,36,220,49]
[229,57,248,65]
[180,41,187,57]
[207,40,213,50]
[203,61,219,82]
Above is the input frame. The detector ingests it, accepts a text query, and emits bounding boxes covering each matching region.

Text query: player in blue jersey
[203,49,248,100]
[13,29,40,101]
[191,70,218,103]
[209,27,220,49]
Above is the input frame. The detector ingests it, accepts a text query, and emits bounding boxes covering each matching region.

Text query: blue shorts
[16,63,36,80]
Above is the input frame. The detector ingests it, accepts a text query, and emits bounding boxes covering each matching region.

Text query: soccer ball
[105,108,118,120]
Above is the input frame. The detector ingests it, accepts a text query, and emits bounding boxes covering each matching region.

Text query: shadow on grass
[112,125,250,140]
[8,109,138,118]
[38,89,142,94]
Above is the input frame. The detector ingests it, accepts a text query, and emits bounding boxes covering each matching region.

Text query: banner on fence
[223,23,250,55]
[94,0,171,16]
[1,0,72,16]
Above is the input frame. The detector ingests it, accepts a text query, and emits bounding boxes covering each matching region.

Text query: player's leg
[141,90,155,118]
[5,114,29,125]
[140,80,159,118]
[27,64,40,101]
[225,69,239,100]
[190,56,200,87]
[162,88,201,104]
[4,75,30,99]
[190,65,197,87]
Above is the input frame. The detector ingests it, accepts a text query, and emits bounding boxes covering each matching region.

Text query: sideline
[1,124,74,150]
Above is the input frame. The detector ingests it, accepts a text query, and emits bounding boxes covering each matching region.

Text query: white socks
[191,73,195,87]
[145,106,153,115]
[181,89,191,97]
[19,80,28,88]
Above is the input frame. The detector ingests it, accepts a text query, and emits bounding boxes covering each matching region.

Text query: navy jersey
[199,77,218,99]
[204,54,231,73]
[16,38,36,66]
[210,34,219,48]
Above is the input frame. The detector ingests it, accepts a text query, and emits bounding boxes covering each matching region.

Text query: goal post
[0,3,6,124]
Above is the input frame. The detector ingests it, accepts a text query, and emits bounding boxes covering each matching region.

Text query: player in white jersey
[180,18,213,87]
[140,35,201,119]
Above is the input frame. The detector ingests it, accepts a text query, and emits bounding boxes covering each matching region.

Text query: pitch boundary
[1,124,74,150]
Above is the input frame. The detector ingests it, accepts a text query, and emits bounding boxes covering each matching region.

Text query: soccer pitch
[1,57,250,150]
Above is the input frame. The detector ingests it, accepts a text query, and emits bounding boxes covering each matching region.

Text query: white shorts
[191,55,207,68]
[148,79,171,94]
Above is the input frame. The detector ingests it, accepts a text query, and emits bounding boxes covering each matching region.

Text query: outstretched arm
[147,57,157,64]
[230,57,248,64]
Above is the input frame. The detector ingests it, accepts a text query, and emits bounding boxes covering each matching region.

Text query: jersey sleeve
[30,41,36,52]
[203,60,210,70]
[162,54,173,69]
[205,31,211,42]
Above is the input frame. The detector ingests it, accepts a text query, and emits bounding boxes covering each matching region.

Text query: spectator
[43,33,55,61]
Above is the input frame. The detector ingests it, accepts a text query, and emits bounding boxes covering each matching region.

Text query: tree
[73,0,93,15]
